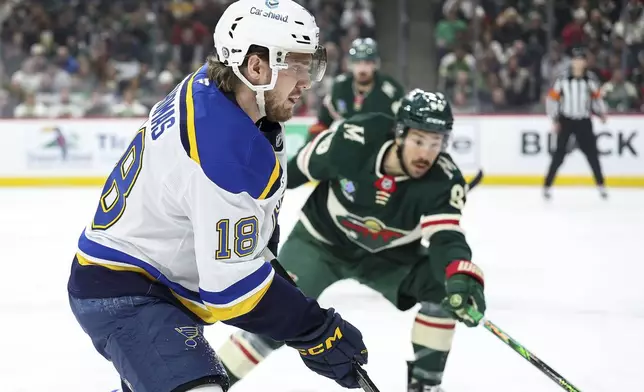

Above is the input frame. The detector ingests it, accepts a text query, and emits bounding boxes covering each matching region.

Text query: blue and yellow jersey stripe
[184,71,200,164]
[200,262,275,321]
[77,231,274,324]
[177,65,284,200]
[258,153,282,200]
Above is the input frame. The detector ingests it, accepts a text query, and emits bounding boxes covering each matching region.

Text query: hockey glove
[286,308,368,388]
[441,260,486,327]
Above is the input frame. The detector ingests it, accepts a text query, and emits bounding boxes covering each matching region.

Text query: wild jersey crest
[336,215,406,252]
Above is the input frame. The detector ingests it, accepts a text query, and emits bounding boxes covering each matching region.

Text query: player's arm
[546,77,562,121]
[588,76,607,120]
[309,83,342,136]
[182,164,326,340]
[309,95,333,135]
[389,78,405,116]
[420,175,472,277]
[420,159,485,326]
[267,222,280,256]
[288,119,360,189]
[182,153,368,388]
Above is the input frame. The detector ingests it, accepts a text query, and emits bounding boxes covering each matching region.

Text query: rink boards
[0,114,642,187]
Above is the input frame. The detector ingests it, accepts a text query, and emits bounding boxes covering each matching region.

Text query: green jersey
[288,113,472,276]
[317,72,404,129]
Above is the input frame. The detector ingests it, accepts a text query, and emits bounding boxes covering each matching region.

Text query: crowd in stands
[436,0,644,113]
[0,0,374,118]
[2,0,642,118]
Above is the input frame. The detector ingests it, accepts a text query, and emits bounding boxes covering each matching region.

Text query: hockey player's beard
[355,72,373,86]
[264,90,294,123]
[397,146,432,179]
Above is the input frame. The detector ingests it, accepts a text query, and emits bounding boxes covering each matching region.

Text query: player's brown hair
[207,45,270,93]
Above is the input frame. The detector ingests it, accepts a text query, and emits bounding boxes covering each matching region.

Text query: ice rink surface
[0,185,642,392]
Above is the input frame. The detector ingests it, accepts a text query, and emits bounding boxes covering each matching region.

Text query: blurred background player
[308,37,405,138]
[66,1,368,391]
[218,89,486,392]
[545,46,608,200]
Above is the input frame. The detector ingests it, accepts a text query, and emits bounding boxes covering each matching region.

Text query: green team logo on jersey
[336,215,406,252]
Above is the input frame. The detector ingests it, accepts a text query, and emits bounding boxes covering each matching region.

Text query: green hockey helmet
[395,89,453,138]
[348,38,379,63]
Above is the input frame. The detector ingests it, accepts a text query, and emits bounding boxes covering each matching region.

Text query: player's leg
[398,260,456,392]
[218,221,344,387]
[349,256,452,391]
[406,302,455,391]
[69,294,228,392]
[544,120,574,198]
[575,119,607,197]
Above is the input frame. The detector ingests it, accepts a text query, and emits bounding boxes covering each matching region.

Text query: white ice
[0,186,642,392]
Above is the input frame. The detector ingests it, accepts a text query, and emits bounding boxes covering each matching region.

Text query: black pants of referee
[544,117,605,187]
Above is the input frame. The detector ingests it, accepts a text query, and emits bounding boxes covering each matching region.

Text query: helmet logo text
[250,6,289,23]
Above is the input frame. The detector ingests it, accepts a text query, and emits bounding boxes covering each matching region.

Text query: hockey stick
[270,259,381,392]
[467,309,582,392]
[354,361,380,392]
[466,169,484,191]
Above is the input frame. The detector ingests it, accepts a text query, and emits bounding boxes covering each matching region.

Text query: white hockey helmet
[213,0,327,115]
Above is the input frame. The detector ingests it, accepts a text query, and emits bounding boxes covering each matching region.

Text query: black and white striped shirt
[546,70,607,120]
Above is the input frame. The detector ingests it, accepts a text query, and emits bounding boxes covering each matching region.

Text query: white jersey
[75,65,286,324]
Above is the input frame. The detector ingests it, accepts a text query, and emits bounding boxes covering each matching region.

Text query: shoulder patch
[381,81,396,98]
[335,74,348,83]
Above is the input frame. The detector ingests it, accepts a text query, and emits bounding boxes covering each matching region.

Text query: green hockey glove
[441,260,486,327]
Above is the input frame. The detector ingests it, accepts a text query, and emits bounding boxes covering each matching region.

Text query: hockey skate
[408,381,446,392]
[407,361,446,392]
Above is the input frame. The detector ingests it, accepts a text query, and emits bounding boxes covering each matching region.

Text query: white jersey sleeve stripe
[420,213,461,225]
[296,129,333,181]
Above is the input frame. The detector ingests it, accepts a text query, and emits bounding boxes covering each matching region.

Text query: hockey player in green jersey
[309,37,405,137]
[218,89,486,392]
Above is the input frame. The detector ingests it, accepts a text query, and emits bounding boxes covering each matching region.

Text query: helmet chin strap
[254,68,280,120]
[395,138,412,177]
[255,90,267,119]
[232,65,277,120]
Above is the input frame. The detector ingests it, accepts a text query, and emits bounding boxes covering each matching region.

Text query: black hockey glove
[441,260,486,327]
[286,308,368,388]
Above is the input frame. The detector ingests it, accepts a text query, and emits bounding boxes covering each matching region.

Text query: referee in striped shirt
[545,47,608,199]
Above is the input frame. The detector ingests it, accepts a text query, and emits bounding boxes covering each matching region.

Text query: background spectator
[14,92,48,118]
[435,0,643,113]
[1,0,642,117]
[0,0,376,118]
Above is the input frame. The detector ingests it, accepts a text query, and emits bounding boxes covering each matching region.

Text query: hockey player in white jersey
[67,1,368,391]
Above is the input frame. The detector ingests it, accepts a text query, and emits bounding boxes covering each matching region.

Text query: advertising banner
[0,115,642,186]
[475,116,643,180]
